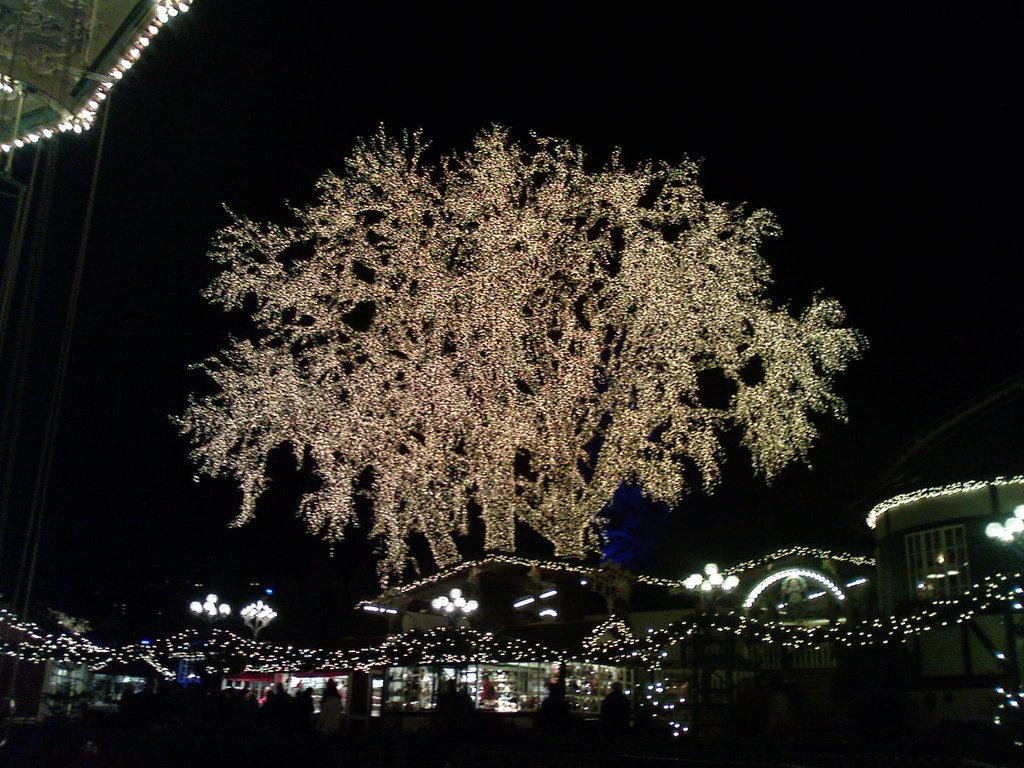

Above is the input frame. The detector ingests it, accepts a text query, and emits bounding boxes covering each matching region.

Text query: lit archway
[742,568,846,609]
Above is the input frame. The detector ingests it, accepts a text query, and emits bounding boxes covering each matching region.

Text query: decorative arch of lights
[742,568,846,609]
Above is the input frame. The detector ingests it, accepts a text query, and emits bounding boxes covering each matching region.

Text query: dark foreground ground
[1,716,1021,768]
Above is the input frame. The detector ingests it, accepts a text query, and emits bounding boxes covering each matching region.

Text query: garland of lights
[358,551,874,610]
[3,574,1021,680]
[582,616,639,653]
[866,475,1024,529]
[179,126,862,583]
[643,678,689,738]
[361,555,604,606]
[723,546,875,575]
[0,2,195,153]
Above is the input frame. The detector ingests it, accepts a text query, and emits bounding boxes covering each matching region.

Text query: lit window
[905,525,968,600]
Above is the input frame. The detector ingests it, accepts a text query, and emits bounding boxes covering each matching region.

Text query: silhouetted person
[600,681,630,737]
[133,680,158,727]
[457,685,475,718]
[434,678,461,730]
[263,682,289,730]
[117,683,136,727]
[537,664,570,733]
[316,678,343,736]
[296,687,314,733]
[262,684,278,729]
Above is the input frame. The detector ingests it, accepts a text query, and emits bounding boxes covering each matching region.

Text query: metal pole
[3,87,24,174]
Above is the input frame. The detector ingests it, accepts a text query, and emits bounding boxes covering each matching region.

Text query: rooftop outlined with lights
[0,1,194,152]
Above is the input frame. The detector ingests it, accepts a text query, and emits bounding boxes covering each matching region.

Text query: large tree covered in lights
[178,127,861,584]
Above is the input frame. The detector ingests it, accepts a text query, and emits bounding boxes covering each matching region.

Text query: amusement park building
[866,477,1024,729]
[2,478,1023,736]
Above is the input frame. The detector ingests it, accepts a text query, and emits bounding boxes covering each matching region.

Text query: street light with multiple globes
[189,593,231,619]
[240,600,278,640]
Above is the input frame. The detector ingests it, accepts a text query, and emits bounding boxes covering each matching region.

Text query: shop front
[223,668,379,721]
[382,660,636,717]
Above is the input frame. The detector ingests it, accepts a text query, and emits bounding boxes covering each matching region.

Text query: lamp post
[190,593,231,620]
[430,588,478,625]
[240,600,277,640]
[987,505,1024,551]
[683,564,740,601]
[681,563,739,737]
[187,594,230,687]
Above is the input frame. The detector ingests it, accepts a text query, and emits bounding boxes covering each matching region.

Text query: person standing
[600,682,630,737]
[315,678,343,736]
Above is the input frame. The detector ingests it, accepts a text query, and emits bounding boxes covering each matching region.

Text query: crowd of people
[430,664,631,739]
[116,677,347,736]
[112,667,633,743]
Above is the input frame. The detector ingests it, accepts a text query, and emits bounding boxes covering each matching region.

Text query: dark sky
[1,1,1022,643]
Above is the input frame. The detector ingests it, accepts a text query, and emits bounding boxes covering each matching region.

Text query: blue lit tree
[600,485,669,571]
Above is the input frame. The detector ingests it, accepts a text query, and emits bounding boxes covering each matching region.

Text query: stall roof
[497,618,604,650]
[92,657,163,679]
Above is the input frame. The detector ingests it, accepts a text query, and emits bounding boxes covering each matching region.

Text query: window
[905,525,969,600]
[382,662,631,713]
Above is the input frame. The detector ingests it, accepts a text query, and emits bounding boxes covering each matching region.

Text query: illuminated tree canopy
[177,127,862,583]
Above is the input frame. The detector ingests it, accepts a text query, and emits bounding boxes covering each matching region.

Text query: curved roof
[866,475,1024,529]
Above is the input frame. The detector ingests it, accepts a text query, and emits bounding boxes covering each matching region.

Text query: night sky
[1,1,1022,644]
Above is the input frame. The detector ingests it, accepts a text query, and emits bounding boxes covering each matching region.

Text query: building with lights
[0,609,95,720]
[867,477,1024,730]
[2,483,1022,737]
[347,551,876,735]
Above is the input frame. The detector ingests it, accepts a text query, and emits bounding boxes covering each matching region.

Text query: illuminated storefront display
[223,671,351,714]
[287,672,350,713]
[382,661,632,715]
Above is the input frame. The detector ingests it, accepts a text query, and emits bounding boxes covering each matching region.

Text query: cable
[0,145,42,576]
[10,138,60,617]
[19,95,112,619]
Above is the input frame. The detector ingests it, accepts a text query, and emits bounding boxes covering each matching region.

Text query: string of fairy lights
[4,572,1021,679]
[722,546,875,575]
[0,2,194,153]
[866,475,1024,530]
[356,549,875,612]
[179,126,862,584]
